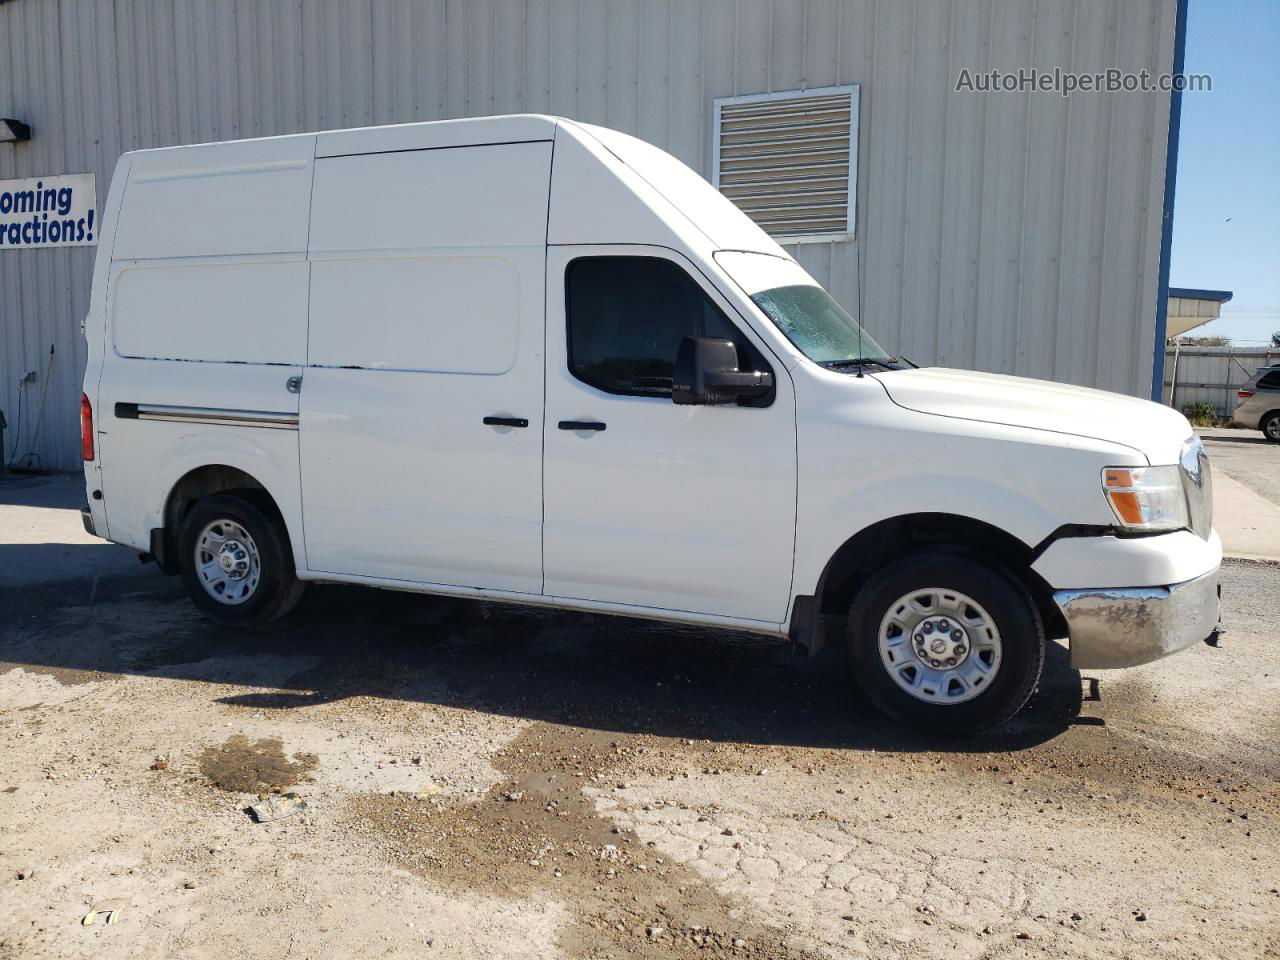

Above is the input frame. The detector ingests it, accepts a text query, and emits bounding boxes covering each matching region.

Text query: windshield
[714,250,891,366]
[750,284,890,365]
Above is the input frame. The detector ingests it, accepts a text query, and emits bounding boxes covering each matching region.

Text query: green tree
[1176,336,1230,346]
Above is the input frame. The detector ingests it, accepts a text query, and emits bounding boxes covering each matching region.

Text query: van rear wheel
[178,493,305,626]
[846,551,1044,734]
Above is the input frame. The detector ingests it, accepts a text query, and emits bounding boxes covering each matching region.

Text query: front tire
[178,493,305,626]
[847,550,1044,734]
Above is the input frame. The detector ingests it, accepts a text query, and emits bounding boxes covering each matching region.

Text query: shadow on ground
[1202,433,1272,446]
[1,557,1083,755]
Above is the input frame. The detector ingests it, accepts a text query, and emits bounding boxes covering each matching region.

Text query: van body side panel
[542,127,802,624]
[541,244,798,623]
[94,137,315,561]
[298,141,552,593]
[112,137,315,260]
[574,122,790,257]
[787,372,1149,609]
[111,258,309,364]
[547,125,709,251]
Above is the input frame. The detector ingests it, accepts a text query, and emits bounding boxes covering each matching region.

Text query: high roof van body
[81,116,1220,732]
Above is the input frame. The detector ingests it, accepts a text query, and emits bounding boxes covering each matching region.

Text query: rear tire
[1261,412,1280,443]
[846,550,1044,734]
[178,493,305,626]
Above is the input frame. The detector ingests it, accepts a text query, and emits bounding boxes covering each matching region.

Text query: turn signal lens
[80,393,94,461]
[1101,464,1187,532]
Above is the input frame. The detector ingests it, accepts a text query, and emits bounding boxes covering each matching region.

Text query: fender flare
[150,446,305,574]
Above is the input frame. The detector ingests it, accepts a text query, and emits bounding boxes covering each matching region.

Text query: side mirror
[672,337,774,405]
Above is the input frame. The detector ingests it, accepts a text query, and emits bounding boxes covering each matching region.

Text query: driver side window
[566,256,761,397]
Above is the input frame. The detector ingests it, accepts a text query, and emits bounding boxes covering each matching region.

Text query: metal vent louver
[713,86,858,239]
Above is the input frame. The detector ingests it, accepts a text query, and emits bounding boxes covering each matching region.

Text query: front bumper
[1053,567,1221,669]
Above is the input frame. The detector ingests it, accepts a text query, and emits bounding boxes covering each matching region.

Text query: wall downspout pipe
[1151,0,1191,402]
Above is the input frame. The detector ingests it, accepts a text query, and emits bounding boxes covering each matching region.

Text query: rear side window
[566,257,763,397]
[1257,371,1280,390]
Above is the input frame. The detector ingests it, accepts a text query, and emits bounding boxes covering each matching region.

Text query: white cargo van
[80,115,1221,732]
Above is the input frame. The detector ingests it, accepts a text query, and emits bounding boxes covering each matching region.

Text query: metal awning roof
[1167,287,1234,303]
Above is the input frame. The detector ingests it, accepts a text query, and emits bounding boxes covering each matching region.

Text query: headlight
[1101,465,1189,532]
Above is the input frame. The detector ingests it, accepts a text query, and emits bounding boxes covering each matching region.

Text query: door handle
[558,420,607,432]
[483,416,529,428]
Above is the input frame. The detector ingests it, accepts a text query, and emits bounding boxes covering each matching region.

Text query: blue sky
[1169,0,1280,344]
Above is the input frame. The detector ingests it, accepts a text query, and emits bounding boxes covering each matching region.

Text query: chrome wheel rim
[878,587,1002,705]
[1266,417,1280,441]
[194,519,262,606]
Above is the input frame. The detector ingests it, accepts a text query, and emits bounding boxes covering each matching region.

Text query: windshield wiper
[822,357,901,372]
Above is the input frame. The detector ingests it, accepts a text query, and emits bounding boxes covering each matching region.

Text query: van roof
[113,113,789,262]
[122,114,564,159]
[316,114,561,157]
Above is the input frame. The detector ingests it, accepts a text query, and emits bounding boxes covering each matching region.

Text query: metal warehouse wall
[0,0,1177,471]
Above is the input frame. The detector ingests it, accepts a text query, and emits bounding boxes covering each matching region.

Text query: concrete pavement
[1199,427,1280,507]
[1198,427,1280,564]
[1212,473,1280,563]
[0,473,145,590]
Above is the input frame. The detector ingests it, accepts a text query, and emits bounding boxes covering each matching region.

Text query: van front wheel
[178,493,305,626]
[846,551,1044,734]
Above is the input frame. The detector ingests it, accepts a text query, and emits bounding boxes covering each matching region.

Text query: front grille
[1180,436,1213,539]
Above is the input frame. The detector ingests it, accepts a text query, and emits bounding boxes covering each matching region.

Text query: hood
[871,367,1191,465]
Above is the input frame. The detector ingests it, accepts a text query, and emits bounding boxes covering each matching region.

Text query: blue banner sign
[0,174,97,249]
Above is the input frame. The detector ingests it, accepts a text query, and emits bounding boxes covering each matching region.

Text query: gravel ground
[1200,427,1280,507]
[1,500,1277,958]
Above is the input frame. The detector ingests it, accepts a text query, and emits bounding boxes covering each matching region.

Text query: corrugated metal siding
[1163,347,1280,416]
[0,0,1177,471]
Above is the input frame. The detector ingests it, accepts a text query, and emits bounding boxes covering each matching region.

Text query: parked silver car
[1234,365,1280,442]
